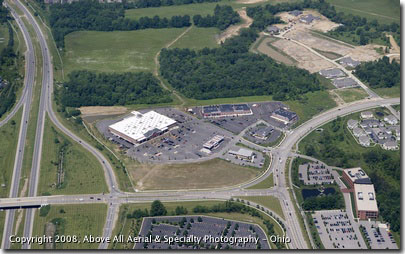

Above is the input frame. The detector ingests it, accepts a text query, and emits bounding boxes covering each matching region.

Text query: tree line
[57,70,172,108]
[122,0,220,9]
[48,0,238,48]
[193,4,240,30]
[246,0,400,46]
[159,27,322,101]
[354,56,400,89]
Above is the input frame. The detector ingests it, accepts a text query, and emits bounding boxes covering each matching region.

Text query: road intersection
[0,0,400,250]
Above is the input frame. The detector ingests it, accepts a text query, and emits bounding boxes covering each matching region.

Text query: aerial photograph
[0,0,400,251]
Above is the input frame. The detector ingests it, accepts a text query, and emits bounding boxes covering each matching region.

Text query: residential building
[319,68,345,79]
[339,57,360,68]
[359,135,370,147]
[382,141,398,150]
[353,127,366,137]
[347,119,358,129]
[266,26,279,34]
[288,10,303,16]
[333,77,358,88]
[384,115,398,125]
[299,14,319,24]
[361,111,374,119]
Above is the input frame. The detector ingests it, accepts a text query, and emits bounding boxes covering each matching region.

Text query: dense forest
[246,0,400,46]
[123,0,220,9]
[57,71,172,108]
[193,5,240,30]
[160,28,322,100]
[354,56,400,89]
[49,0,192,48]
[302,116,400,233]
[302,192,344,211]
[0,3,22,119]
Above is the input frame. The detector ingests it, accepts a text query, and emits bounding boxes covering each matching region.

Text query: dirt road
[217,9,253,44]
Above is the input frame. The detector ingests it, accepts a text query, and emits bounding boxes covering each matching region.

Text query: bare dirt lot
[131,159,260,190]
[79,106,128,117]
[277,10,340,33]
[256,36,296,65]
[272,38,335,73]
[217,9,253,44]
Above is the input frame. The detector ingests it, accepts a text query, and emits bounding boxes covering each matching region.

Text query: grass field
[131,158,262,190]
[63,28,187,75]
[0,108,22,198]
[286,90,337,127]
[239,196,285,220]
[169,26,220,50]
[0,211,4,246]
[335,88,368,103]
[37,116,108,196]
[0,23,10,52]
[246,173,274,189]
[326,0,400,25]
[31,204,107,249]
[110,200,284,249]
[372,86,400,98]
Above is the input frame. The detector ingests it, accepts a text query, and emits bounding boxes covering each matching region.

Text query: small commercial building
[203,135,224,150]
[319,68,345,79]
[354,183,379,220]
[252,126,274,140]
[228,148,254,161]
[202,104,252,118]
[270,108,297,124]
[108,111,176,144]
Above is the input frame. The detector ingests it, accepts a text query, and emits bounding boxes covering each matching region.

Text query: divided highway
[1,0,400,250]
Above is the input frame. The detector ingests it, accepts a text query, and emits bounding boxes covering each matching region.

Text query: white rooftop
[229,148,254,157]
[354,183,378,212]
[109,111,176,142]
[344,167,368,182]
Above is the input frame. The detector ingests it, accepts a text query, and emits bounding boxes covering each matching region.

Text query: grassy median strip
[237,196,285,220]
[246,173,274,189]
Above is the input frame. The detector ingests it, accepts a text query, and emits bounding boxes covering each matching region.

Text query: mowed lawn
[0,108,22,198]
[37,116,108,195]
[0,23,10,52]
[31,204,107,249]
[63,28,187,74]
[132,158,262,190]
[335,88,368,103]
[170,26,220,50]
[238,195,285,220]
[326,0,400,24]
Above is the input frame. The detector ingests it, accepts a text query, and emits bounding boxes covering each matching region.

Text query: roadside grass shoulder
[335,88,368,103]
[239,195,285,220]
[0,107,22,198]
[37,115,108,196]
[246,173,274,189]
[31,204,107,249]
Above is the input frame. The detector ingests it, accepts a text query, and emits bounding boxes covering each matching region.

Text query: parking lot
[312,210,366,249]
[359,221,398,249]
[192,102,296,134]
[135,216,270,250]
[97,108,232,163]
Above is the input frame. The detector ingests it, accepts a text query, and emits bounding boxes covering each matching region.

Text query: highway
[1,1,36,249]
[1,0,400,250]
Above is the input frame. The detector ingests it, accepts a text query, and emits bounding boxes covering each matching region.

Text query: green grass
[31,204,107,249]
[63,28,188,74]
[37,115,108,196]
[326,0,400,25]
[239,196,285,220]
[306,212,324,249]
[287,90,337,127]
[0,23,10,52]
[0,107,22,198]
[110,200,284,249]
[169,26,220,50]
[246,174,274,189]
[372,86,400,98]
[335,88,368,103]
[312,48,342,60]
[0,211,4,246]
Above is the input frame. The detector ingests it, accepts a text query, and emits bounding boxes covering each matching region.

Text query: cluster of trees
[193,5,240,30]
[246,6,282,30]
[354,56,400,89]
[302,191,344,211]
[246,0,400,46]
[57,70,172,108]
[160,28,322,101]
[49,0,193,48]
[123,0,220,9]
[0,10,22,119]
